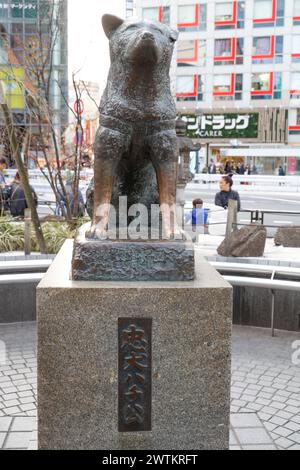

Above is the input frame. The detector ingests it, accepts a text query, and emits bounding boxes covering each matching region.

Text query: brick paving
[0,322,299,450]
[232,326,300,450]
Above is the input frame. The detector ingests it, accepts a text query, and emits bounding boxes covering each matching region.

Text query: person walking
[208,159,217,174]
[8,172,38,217]
[215,174,241,211]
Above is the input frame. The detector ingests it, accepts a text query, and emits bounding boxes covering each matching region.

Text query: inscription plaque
[118,318,152,433]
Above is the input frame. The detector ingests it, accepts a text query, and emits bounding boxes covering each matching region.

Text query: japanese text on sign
[118,318,152,433]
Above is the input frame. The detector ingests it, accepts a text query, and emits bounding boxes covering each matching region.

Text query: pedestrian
[56,179,85,217]
[278,165,285,176]
[0,157,9,215]
[219,163,225,174]
[244,165,251,175]
[0,157,7,189]
[208,159,217,174]
[185,198,209,241]
[215,174,241,212]
[239,162,245,175]
[185,198,209,229]
[224,161,232,174]
[8,172,38,218]
[65,180,85,217]
[252,164,258,175]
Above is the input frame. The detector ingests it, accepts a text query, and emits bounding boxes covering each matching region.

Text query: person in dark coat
[215,174,241,212]
[224,161,233,174]
[8,172,38,217]
[0,157,9,214]
[0,157,7,188]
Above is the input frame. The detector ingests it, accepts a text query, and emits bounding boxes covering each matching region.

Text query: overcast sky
[68,0,127,92]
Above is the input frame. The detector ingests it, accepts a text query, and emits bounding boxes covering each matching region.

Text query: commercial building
[135,0,300,174]
[126,0,136,17]
[0,0,68,165]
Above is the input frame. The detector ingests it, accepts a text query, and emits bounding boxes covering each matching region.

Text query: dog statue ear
[170,29,179,43]
[102,14,124,38]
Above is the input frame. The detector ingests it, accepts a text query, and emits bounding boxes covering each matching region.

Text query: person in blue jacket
[185,198,209,237]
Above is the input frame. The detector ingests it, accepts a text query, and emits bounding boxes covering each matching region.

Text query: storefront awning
[220,148,300,158]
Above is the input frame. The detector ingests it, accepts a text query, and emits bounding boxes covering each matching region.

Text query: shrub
[0,220,25,252]
[0,217,86,254]
[40,222,77,254]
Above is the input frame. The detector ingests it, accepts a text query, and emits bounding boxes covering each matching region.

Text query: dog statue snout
[141,31,155,41]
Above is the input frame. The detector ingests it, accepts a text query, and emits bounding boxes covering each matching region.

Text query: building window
[178,4,207,32]
[213,73,243,101]
[252,36,283,64]
[0,2,8,18]
[294,0,300,25]
[11,23,23,50]
[292,35,300,63]
[253,0,284,28]
[251,72,281,100]
[214,38,244,65]
[290,72,300,99]
[177,40,206,67]
[215,1,245,29]
[142,6,170,24]
[289,109,300,134]
[176,75,204,101]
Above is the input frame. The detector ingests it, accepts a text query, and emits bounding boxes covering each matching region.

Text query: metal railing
[192,174,300,192]
[241,208,300,225]
[212,261,300,337]
[0,259,52,274]
[0,257,299,336]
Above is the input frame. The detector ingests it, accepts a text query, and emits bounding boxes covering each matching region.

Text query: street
[185,184,300,238]
[31,177,300,238]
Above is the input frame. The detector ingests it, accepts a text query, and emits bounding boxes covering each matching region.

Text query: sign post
[74,99,84,116]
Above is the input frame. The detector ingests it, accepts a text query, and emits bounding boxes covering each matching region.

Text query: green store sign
[182,113,259,139]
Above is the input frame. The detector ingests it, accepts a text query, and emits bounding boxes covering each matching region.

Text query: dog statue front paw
[85,224,108,241]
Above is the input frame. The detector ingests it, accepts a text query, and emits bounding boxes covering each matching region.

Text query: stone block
[38,240,232,450]
[217,225,267,258]
[274,227,300,247]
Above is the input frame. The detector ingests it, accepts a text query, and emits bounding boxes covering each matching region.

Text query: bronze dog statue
[87,14,179,239]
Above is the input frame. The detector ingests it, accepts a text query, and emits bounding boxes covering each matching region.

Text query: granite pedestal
[37,240,232,450]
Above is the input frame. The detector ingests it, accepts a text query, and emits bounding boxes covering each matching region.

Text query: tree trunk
[0,83,47,254]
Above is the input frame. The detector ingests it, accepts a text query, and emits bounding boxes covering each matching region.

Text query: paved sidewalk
[0,322,299,450]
